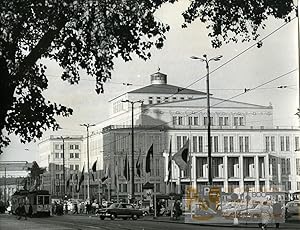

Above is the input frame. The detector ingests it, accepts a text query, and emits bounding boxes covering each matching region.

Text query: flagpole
[153,154,157,219]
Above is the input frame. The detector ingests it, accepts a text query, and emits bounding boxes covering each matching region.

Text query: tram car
[11,190,51,216]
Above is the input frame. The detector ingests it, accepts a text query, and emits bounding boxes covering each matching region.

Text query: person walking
[260,201,272,230]
[17,203,27,220]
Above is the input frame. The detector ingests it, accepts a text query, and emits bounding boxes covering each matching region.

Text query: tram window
[44,196,50,204]
[38,196,43,205]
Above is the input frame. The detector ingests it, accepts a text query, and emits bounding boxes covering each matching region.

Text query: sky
[0,1,299,169]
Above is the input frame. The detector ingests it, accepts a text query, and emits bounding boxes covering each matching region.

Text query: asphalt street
[1,214,300,230]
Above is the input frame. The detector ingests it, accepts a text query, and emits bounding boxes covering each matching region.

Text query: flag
[66,178,70,188]
[76,166,84,193]
[124,154,130,181]
[92,160,97,172]
[136,149,141,177]
[101,164,109,182]
[145,144,153,173]
[114,161,118,188]
[167,139,172,184]
[91,172,95,182]
[173,139,189,170]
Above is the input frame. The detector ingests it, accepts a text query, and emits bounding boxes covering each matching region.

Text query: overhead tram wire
[93,68,298,151]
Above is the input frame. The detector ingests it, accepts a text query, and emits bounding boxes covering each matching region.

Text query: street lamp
[121,99,143,201]
[80,123,95,202]
[59,136,69,198]
[191,54,222,185]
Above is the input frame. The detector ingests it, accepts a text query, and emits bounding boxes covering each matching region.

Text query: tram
[11,190,51,216]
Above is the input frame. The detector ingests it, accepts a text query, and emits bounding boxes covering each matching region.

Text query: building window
[204,117,213,126]
[219,117,223,126]
[55,153,60,158]
[219,117,228,126]
[271,136,275,151]
[297,182,300,190]
[70,153,74,158]
[245,136,249,152]
[75,145,79,150]
[224,136,228,153]
[55,144,60,150]
[286,136,290,151]
[75,165,79,171]
[188,117,193,126]
[148,97,153,104]
[239,136,244,152]
[287,158,291,174]
[198,136,203,152]
[164,97,168,102]
[239,136,249,152]
[56,174,60,180]
[265,136,270,152]
[213,136,219,152]
[192,136,197,152]
[194,117,199,125]
[178,116,183,125]
[172,116,177,125]
[70,165,74,170]
[156,97,161,104]
[155,158,159,176]
[295,137,300,151]
[60,153,63,158]
[280,136,285,151]
[70,145,74,150]
[75,153,79,158]
[296,159,300,175]
[55,165,60,170]
[281,159,286,175]
[234,116,244,126]
[123,184,127,192]
[229,136,234,152]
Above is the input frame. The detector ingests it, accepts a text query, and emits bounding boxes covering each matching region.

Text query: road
[0,214,300,230]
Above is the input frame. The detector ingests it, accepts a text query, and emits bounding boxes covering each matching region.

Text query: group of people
[259,201,283,230]
[16,203,33,220]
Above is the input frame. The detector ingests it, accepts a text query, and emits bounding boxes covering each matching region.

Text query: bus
[11,190,51,217]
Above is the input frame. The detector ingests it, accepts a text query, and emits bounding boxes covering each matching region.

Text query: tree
[0,0,173,153]
[0,1,295,153]
[182,0,295,48]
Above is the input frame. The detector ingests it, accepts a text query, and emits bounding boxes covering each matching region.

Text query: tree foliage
[182,0,295,48]
[0,0,295,153]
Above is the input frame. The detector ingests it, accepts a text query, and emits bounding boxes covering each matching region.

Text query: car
[285,200,300,218]
[99,203,143,220]
[222,204,252,218]
[240,204,262,219]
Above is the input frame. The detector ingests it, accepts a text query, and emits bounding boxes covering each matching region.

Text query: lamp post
[121,99,143,202]
[191,54,222,185]
[59,136,69,198]
[80,123,95,202]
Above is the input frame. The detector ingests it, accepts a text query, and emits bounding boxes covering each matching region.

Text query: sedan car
[99,203,143,220]
[285,200,300,218]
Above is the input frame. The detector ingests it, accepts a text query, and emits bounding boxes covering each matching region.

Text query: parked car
[285,200,300,218]
[99,203,143,220]
[240,204,262,219]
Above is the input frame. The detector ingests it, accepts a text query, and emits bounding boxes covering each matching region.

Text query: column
[265,154,270,191]
[224,156,228,192]
[254,155,259,191]
[192,153,197,188]
[240,155,244,192]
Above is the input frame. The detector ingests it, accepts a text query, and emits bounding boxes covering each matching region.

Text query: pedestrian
[173,200,182,220]
[28,204,33,218]
[73,203,78,214]
[17,203,27,220]
[260,201,272,230]
[16,203,21,219]
[273,202,283,229]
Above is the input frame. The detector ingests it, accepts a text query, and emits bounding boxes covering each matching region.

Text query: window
[75,153,79,158]
[198,136,203,152]
[70,165,74,170]
[75,165,79,170]
[60,153,63,158]
[286,136,290,151]
[188,117,193,126]
[234,116,244,126]
[148,97,153,104]
[194,117,199,125]
[239,136,249,152]
[295,137,300,151]
[56,174,60,180]
[123,184,127,192]
[219,117,228,126]
[70,153,74,158]
[296,159,300,175]
[156,183,160,192]
[192,136,197,152]
[204,117,213,126]
[224,137,228,153]
[219,117,223,126]
[172,116,177,125]
[213,136,219,152]
[280,136,285,151]
[156,97,161,103]
[229,137,234,152]
[155,158,159,176]
[55,165,60,170]
[178,116,183,125]
[75,145,79,150]
[287,158,291,174]
[176,136,188,151]
[271,136,275,151]
[281,159,286,175]
[70,145,74,150]
[55,153,59,158]
[164,97,168,102]
[172,97,177,101]
[224,117,229,126]
[265,136,270,152]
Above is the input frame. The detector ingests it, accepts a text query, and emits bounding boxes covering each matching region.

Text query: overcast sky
[1,1,299,168]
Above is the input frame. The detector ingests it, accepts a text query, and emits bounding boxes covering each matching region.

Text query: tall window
[156,97,161,104]
[234,116,244,126]
[204,117,213,126]
[219,117,229,126]
[172,116,177,125]
[188,117,193,126]
[75,153,79,158]
[281,159,286,175]
[219,117,223,126]
[229,137,234,152]
[295,137,300,151]
[280,136,285,151]
[280,136,290,151]
[155,158,160,176]
[239,136,244,152]
[198,136,203,152]
[265,136,270,152]
[296,159,300,175]
[70,145,74,150]
[75,145,79,150]
[224,136,228,152]
[194,117,199,125]
[178,116,183,125]
[192,136,197,152]
[70,164,74,170]
[213,136,219,152]
[286,136,290,151]
[271,136,275,151]
[55,153,59,158]
[70,153,74,158]
[148,97,153,104]
[287,158,291,174]
[245,136,249,152]
[238,136,250,152]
